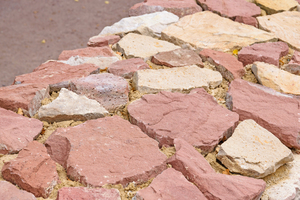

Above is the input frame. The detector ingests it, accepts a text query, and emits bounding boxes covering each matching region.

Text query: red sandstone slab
[135,168,207,200]
[58,46,115,60]
[238,42,289,66]
[45,116,167,187]
[292,50,300,63]
[0,181,37,200]
[87,35,121,47]
[226,79,300,149]
[129,0,202,18]
[128,88,239,153]
[235,16,258,27]
[2,141,58,198]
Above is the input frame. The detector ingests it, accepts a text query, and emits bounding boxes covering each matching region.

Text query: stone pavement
[0,1,300,200]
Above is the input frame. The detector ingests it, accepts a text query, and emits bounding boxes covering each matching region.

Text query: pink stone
[292,50,300,63]
[69,73,129,112]
[57,187,121,200]
[129,0,202,18]
[168,138,266,200]
[226,79,300,149]
[87,35,121,47]
[58,46,115,60]
[0,181,37,200]
[108,58,150,79]
[2,141,58,198]
[199,49,245,82]
[128,89,239,153]
[0,108,43,154]
[45,116,167,187]
[151,48,204,68]
[135,168,207,200]
[235,16,258,27]
[238,42,289,66]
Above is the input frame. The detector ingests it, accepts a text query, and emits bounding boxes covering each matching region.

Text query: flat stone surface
[238,42,289,66]
[168,138,266,200]
[217,119,294,178]
[108,58,150,79]
[69,73,129,112]
[129,0,202,18]
[0,108,43,154]
[252,61,300,95]
[284,62,300,75]
[151,48,204,68]
[57,187,121,200]
[135,168,207,200]
[0,181,37,200]
[38,88,108,122]
[226,79,300,149]
[58,46,115,60]
[45,116,167,187]
[235,16,258,27]
[99,11,179,38]
[161,11,277,52]
[116,33,180,60]
[128,89,239,153]
[256,0,298,14]
[2,141,58,198]
[199,49,245,82]
[132,66,223,94]
[257,11,300,51]
[292,50,300,63]
[87,35,120,47]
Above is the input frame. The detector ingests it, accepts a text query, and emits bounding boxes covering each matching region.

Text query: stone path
[0,1,300,200]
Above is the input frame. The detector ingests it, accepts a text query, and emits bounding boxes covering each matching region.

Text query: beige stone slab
[256,0,298,14]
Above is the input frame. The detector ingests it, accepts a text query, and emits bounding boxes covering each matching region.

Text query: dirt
[242,64,258,83]
[41,91,59,106]
[160,146,176,158]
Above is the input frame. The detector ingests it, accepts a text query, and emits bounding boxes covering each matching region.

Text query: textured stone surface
[226,79,300,149]
[57,187,121,200]
[238,42,289,66]
[116,33,180,60]
[100,11,179,38]
[256,0,298,14]
[151,48,203,68]
[108,58,150,79]
[257,12,300,51]
[87,35,120,47]
[45,116,167,187]
[69,73,129,112]
[252,61,300,95]
[199,49,245,82]
[135,168,207,200]
[58,46,115,60]
[168,138,266,200]
[235,16,258,27]
[132,66,222,94]
[128,89,239,153]
[284,62,300,75]
[0,107,43,154]
[38,88,108,122]
[292,50,300,63]
[0,181,37,200]
[161,11,277,52]
[217,119,294,178]
[2,141,58,198]
[28,87,50,117]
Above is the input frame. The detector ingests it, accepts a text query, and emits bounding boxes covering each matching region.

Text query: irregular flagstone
[38,88,108,122]
[0,181,37,200]
[257,11,300,51]
[58,46,115,60]
[116,33,180,60]
[161,11,277,52]
[238,42,289,66]
[235,16,258,27]
[2,141,58,198]
[256,0,298,14]
[252,61,300,95]
[168,138,266,200]
[292,50,300,63]
[28,87,50,117]
[135,168,207,200]
[107,58,150,79]
[45,116,167,187]
[199,49,245,82]
[128,88,239,153]
[99,11,179,38]
[217,119,294,178]
[69,73,129,112]
[57,187,121,200]
[132,66,222,94]
[87,35,120,47]
[226,79,300,149]
[283,62,300,75]
[151,48,204,68]
[129,0,203,18]
[0,108,43,154]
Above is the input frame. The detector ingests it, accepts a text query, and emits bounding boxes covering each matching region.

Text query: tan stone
[256,0,298,14]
